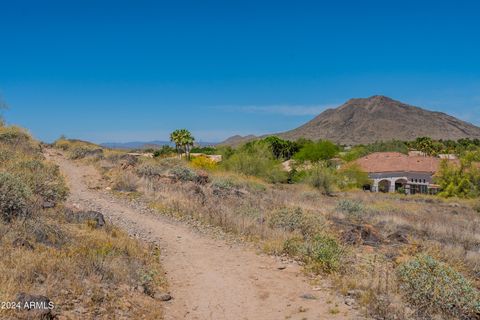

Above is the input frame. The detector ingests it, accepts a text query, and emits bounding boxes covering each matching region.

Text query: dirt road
[46,150,356,320]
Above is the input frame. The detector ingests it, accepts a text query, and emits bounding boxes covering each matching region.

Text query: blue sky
[1,0,480,143]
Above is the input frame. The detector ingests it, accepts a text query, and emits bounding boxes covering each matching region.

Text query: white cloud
[215,104,335,116]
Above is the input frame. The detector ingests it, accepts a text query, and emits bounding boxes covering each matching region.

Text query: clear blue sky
[1,0,479,143]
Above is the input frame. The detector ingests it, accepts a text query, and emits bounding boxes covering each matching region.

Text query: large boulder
[65,209,106,228]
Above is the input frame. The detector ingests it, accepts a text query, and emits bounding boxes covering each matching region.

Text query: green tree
[337,164,371,190]
[262,136,300,160]
[436,160,480,198]
[221,143,287,183]
[412,137,441,156]
[170,129,195,160]
[294,140,338,163]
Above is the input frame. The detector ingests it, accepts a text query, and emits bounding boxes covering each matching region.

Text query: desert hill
[221,95,480,146]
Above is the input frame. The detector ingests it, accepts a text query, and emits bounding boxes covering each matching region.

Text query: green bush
[0,148,14,164]
[221,143,287,183]
[283,237,304,256]
[136,158,183,177]
[283,233,344,274]
[170,167,198,182]
[304,165,336,195]
[336,164,371,190]
[13,159,68,204]
[0,172,32,222]
[211,178,239,190]
[269,207,324,236]
[0,126,32,146]
[153,145,176,157]
[294,140,338,163]
[397,255,480,318]
[336,199,365,221]
[436,160,480,198]
[305,234,344,273]
[136,163,166,177]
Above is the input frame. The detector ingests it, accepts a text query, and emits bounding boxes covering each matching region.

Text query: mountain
[218,135,258,147]
[220,95,480,146]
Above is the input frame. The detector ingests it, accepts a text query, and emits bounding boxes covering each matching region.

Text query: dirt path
[46,150,357,320]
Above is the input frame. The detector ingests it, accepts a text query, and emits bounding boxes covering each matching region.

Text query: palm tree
[170,129,182,157]
[179,129,195,160]
[170,129,195,160]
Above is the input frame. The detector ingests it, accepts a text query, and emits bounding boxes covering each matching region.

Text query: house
[354,152,457,194]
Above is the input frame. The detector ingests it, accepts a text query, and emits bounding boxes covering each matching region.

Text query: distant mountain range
[101,140,216,150]
[220,95,480,146]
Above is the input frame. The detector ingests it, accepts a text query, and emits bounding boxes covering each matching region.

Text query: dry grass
[1,126,167,319]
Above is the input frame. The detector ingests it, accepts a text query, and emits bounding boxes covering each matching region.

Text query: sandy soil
[46,150,358,320]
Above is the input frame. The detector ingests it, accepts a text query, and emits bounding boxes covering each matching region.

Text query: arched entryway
[394,178,408,193]
[378,179,391,193]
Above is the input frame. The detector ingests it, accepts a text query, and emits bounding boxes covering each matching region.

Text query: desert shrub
[191,155,217,170]
[305,234,344,273]
[0,172,32,221]
[304,165,336,195]
[0,126,32,146]
[283,237,305,256]
[269,207,324,236]
[336,164,371,190]
[170,167,198,182]
[211,176,266,194]
[137,163,165,177]
[336,199,366,221]
[12,159,68,204]
[137,158,184,178]
[0,148,14,164]
[283,233,344,274]
[152,145,176,158]
[211,178,239,190]
[53,138,71,150]
[69,146,104,160]
[397,255,480,318]
[221,143,287,183]
[113,171,139,192]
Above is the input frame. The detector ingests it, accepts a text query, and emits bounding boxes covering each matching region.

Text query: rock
[65,209,106,228]
[300,293,317,300]
[42,201,55,209]
[342,224,383,246]
[387,230,409,244]
[15,292,55,319]
[277,265,287,270]
[345,298,355,306]
[154,292,173,301]
[12,238,35,250]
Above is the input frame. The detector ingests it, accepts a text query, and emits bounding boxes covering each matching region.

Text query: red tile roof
[354,152,444,173]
